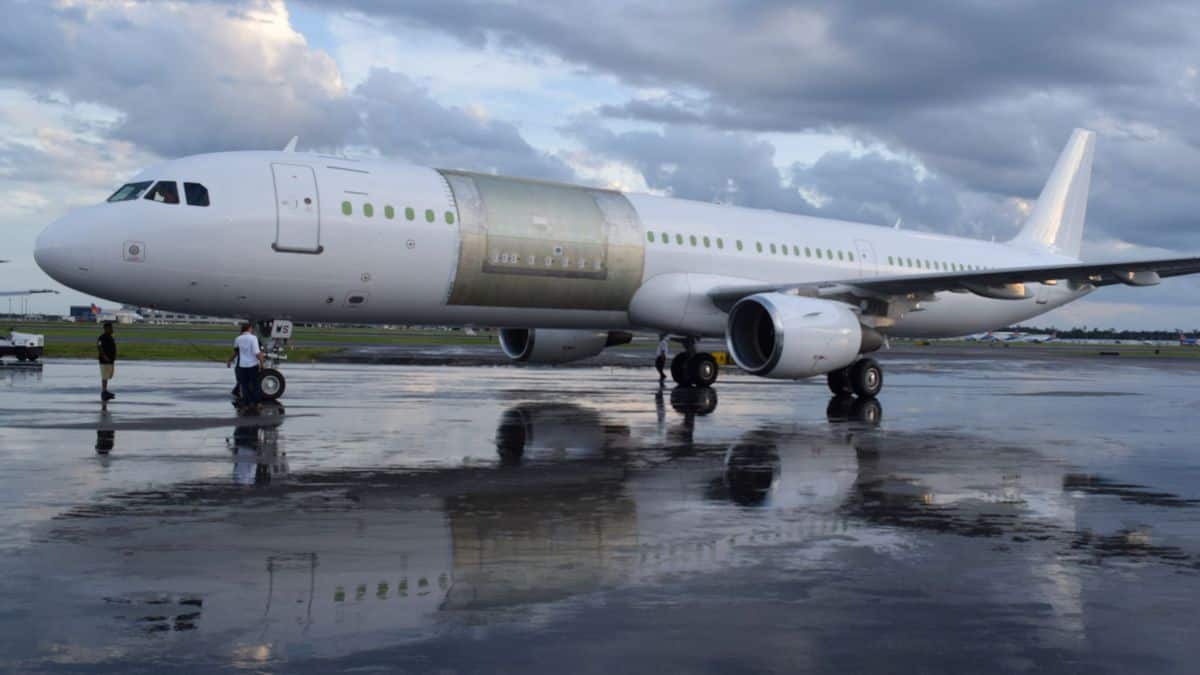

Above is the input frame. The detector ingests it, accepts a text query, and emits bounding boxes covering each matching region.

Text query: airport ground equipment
[0,329,44,363]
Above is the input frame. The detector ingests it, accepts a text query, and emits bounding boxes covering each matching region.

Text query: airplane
[1006,331,1056,344]
[32,128,1200,402]
[1180,334,1198,346]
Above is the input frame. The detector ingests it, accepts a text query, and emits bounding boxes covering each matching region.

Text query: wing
[708,256,1200,312]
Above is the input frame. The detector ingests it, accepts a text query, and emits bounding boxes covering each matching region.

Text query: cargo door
[271,163,323,254]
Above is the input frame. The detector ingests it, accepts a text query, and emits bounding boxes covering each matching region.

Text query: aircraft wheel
[15,349,28,362]
[670,353,691,386]
[688,353,719,388]
[27,348,41,362]
[850,358,883,399]
[258,368,286,401]
[826,367,853,396]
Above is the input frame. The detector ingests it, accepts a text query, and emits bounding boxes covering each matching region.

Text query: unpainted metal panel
[441,171,645,311]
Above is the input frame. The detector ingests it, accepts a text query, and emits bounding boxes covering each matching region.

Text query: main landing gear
[670,340,719,389]
[825,357,883,399]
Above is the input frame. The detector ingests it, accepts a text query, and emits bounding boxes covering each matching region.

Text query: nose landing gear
[256,319,292,402]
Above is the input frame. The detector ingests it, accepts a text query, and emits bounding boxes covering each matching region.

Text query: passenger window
[107,181,154,202]
[144,181,179,204]
[342,201,352,215]
[660,231,668,242]
[364,203,374,218]
[647,232,655,243]
[703,236,711,248]
[826,248,833,259]
[793,246,800,256]
[805,247,812,257]
[690,235,697,247]
[405,207,415,221]
[816,249,823,259]
[770,243,777,254]
[425,209,435,223]
[183,182,209,207]
[445,211,455,224]
[676,234,684,245]
[888,256,894,265]
[756,242,763,253]
[848,252,855,261]
[717,238,724,249]
[736,240,743,251]
[837,250,844,261]
[385,205,395,219]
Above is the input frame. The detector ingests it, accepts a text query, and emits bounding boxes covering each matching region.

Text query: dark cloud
[355,68,572,180]
[565,121,990,237]
[312,0,1200,250]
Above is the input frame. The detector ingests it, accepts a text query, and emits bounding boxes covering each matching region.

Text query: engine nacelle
[499,328,632,364]
[726,294,862,379]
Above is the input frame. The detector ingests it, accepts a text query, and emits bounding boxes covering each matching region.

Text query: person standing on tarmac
[97,321,117,401]
[655,336,670,381]
[226,323,265,411]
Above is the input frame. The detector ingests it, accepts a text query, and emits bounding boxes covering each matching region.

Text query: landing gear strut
[255,319,293,402]
[669,339,720,389]
[826,357,883,398]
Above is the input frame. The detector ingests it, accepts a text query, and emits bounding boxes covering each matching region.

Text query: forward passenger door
[270,163,323,254]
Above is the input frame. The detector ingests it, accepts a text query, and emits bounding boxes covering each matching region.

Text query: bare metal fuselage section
[440,171,646,311]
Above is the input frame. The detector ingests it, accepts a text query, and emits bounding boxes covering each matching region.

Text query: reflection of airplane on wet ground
[13,394,1197,665]
[35,128,1200,403]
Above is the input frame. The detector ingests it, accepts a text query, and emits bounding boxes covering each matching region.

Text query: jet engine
[498,328,632,364]
[726,294,862,379]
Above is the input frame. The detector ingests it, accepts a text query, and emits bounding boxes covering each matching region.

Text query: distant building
[69,305,99,322]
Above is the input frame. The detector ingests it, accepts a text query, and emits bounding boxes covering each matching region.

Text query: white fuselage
[35,151,1084,338]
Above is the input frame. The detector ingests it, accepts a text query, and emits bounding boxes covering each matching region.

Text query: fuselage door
[271,163,323,254]
[854,239,879,277]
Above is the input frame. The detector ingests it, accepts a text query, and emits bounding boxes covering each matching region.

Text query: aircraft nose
[34,213,90,287]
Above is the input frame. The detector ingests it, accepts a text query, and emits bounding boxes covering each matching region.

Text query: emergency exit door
[271,163,323,254]
[854,239,879,277]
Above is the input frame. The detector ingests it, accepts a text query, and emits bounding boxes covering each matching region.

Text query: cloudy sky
[2,0,1199,329]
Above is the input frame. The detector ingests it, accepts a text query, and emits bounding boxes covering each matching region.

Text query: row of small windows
[886,256,987,272]
[107,180,210,207]
[342,201,455,225]
[644,231,995,272]
[646,231,855,261]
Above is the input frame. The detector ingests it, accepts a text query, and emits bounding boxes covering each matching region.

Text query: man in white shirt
[655,336,670,381]
[226,323,265,410]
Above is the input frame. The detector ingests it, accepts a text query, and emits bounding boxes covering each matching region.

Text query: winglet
[282,136,299,152]
[1010,128,1095,259]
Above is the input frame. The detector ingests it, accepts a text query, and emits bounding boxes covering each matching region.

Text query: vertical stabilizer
[1010,128,1094,258]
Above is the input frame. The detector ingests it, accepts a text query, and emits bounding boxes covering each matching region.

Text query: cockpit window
[107,181,153,202]
[144,181,179,204]
[184,182,209,207]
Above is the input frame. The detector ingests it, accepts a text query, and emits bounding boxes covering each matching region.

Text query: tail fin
[1010,128,1095,258]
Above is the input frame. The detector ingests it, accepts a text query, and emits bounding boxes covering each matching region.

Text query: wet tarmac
[1,356,1199,673]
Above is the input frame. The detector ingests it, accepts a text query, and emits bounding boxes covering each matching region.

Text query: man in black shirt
[97,322,117,401]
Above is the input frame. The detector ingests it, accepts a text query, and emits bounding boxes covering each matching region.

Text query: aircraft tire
[258,368,286,401]
[688,353,719,388]
[827,367,853,396]
[849,358,883,399]
[670,353,691,386]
